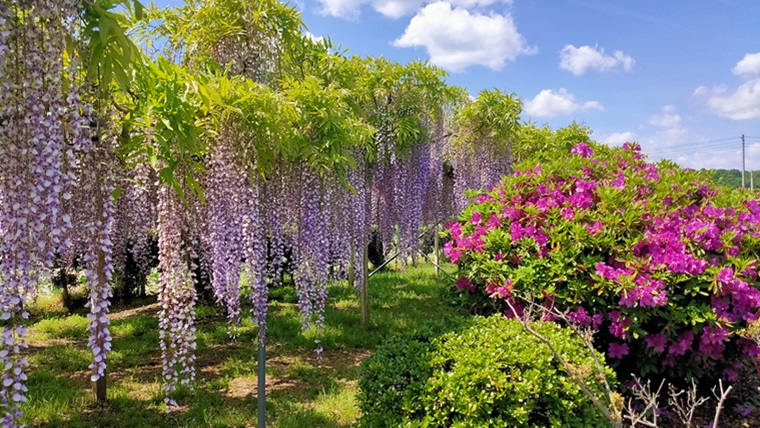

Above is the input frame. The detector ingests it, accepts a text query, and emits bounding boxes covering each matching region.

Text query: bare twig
[667,380,708,427]
[624,377,664,428]
[711,379,733,428]
[546,304,616,401]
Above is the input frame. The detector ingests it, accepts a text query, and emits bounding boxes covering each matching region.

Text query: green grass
[21,263,463,427]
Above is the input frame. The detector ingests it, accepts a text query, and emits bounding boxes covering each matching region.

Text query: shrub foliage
[445,142,760,380]
[358,316,614,427]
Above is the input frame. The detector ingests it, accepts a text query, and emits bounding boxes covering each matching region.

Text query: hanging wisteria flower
[157,186,198,410]
[0,1,86,424]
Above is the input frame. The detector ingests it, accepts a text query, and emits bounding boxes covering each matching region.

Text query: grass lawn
[21,263,463,427]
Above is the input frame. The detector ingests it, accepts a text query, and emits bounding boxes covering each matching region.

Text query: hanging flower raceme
[292,167,331,355]
[81,138,117,383]
[205,127,248,332]
[0,1,83,424]
[346,156,371,291]
[157,186,198,410]
[242,179,267,341]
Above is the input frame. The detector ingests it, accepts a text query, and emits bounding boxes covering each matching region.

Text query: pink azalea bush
[446,141,760,380]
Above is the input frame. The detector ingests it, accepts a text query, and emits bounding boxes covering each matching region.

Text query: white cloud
[693,84,727,97]
[393,2,535,72]
[596,131,636,146]
[648,105,681,128]
[707,78,760,120]
[523,88,603,118]
[318,0,366,19]
[733,52,760,76]
[637,105,688,161]
[304,31,325,43]
[318,0,510,19]
[692,86,708,96]
[749,143,760,158]
[695,53,760,121]
[559,44,635,76]
[646,106,687,150]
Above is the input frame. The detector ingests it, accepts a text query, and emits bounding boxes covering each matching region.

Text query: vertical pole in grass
[347,244,355,289]
[433,224,440,275]
[361,247,369,327]
[94,376,107,403]
[258,332,266,428]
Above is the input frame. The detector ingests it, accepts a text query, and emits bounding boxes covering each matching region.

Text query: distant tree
[708,169,759,189]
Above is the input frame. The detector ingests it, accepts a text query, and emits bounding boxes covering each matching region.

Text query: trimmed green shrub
[359,315,616,428]
[357,317,467,427]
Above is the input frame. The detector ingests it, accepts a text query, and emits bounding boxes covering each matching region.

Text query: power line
[647,141,741,157]
[643,136,738,153]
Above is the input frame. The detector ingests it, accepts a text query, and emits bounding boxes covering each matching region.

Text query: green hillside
[707,169,760,189]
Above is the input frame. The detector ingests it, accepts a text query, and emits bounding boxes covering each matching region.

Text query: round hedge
[358,315,615,428]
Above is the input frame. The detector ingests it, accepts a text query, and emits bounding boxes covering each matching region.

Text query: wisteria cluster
[77,128,118,384]
[448,138,511,214]
[157,186,198,409]
[113,161,157,290]
[370,126,454,266]
[447,141,760,381]
[241,179,267,342]
[0,1,92,424]
[205,126,248,331]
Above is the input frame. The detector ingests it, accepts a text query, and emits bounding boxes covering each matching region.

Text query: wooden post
[361,247,369,327]
[433,224,440,275]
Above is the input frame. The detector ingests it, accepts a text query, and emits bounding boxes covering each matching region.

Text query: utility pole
[752,171,754,191]
[742,134,746,188]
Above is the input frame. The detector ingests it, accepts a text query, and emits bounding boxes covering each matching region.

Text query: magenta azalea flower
[443,242,462,263]
[567,307,591,327]
[560,207,576,221]
[608,342,629,359]
[571,142,594,157]
[456,277,476,292]
[471,212,482,225]
[586,220,603,236]
[612,173,625,190]
[645,333,668,353]
[669,330,694,356]
[486,213,502,229]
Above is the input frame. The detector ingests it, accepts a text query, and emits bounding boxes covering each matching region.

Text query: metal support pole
[361,248,369,327]
[433,224,440,275]
[347,245,355,288]
[257,333,266,428]
[415,248,457,281]
[742,134,746,188]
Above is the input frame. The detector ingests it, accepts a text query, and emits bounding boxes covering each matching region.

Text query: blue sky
[157,0,760,170]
